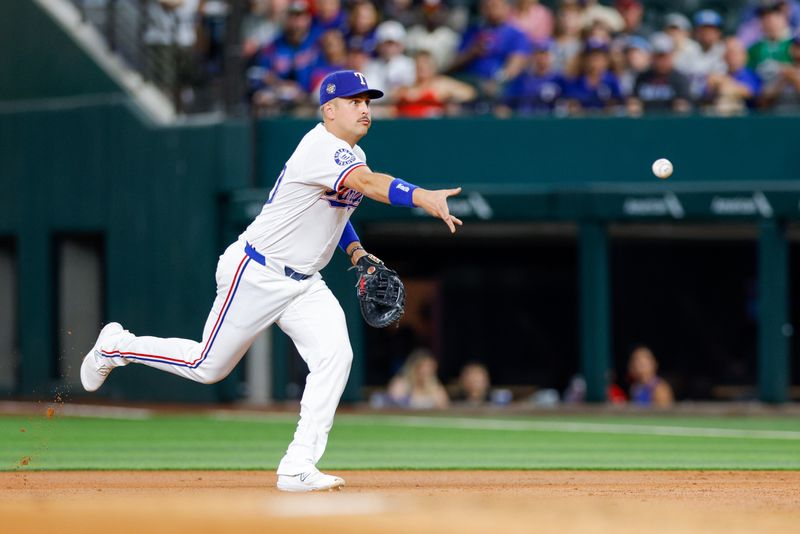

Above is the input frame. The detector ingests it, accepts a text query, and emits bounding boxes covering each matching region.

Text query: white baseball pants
[98,240,353,475]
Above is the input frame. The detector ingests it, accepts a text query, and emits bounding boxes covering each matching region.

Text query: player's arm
[342,167,463,233]
[338,221,369,266]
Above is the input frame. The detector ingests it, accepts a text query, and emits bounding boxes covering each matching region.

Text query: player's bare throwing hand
[79,70,462,492]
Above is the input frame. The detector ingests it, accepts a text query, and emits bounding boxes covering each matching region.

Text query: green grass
[2,412,799,471]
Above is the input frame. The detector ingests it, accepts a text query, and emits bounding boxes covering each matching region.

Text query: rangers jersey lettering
[241,123,367,274]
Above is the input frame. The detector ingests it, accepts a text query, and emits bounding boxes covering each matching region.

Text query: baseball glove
[352,254,406,328]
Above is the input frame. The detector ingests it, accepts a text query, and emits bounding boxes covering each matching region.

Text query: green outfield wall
[252,115,799,190]
[2,0,798,404]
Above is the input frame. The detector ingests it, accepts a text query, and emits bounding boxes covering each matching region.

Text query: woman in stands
[394,50,477,117]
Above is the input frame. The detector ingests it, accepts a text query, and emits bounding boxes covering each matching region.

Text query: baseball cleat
[80,322,126,392]
[276,469,345,492]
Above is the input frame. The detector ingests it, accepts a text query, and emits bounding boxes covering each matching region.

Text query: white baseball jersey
[92,121,369,482]
[241,123,368,275]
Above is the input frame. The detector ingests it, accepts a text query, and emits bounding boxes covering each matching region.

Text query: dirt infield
[2,471,799,533]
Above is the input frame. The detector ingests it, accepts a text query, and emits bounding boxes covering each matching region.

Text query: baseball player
[80,70,462,492]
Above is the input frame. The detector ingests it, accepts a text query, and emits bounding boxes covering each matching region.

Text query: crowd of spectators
[239,0,800,116]
[370,343,675,409]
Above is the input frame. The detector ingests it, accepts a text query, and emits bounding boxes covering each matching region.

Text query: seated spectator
[345,0,379,55]
[686,10,727,99]
[249,0,320,114]
[407,0,461,71]
[703,37,762,114]
[615,0,653,40]
[552,0,584,73]
[627,345,674,407]
[364,21,417,99]
[748,0,794,88]
[627,32,692,115]
[449,0,532,96]
[563,39,623,114]
[663,12,701,76]
[312,0,347,36]
[617,35,652,97]
[386,349,450,409]
[511,0,555,42]
[241,0,283,58]
[309,29,348,96]
[499,39,566,115]
[760,33,800,110]
[452,362,492,405]
[395,50,477,117]
[738,0,800,48]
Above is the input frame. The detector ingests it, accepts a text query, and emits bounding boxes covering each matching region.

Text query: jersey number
[266,165,287,205]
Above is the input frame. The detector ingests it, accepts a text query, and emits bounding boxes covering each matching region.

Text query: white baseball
[652,158,673,179]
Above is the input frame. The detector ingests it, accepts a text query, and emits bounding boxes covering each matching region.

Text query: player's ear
[322,101,336,121]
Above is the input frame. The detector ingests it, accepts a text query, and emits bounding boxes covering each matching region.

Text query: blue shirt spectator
[564,72,623,109]
[503,39,565,113]
[458,23,532,79]
[451,0,532,82]
[251,31,320,93]
[733,67,762,99]
[701,35,765,113]
[564,39,623,111]
[504,72,565,112]
[248,1,320,111]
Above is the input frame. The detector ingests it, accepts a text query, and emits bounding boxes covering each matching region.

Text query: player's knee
[196,365,229,385]
[316,341,352,371]
[332,344,353,370]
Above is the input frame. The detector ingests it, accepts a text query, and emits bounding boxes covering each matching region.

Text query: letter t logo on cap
[354,72,367,85]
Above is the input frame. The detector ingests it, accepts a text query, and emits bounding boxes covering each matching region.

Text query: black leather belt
[244,242,312,281]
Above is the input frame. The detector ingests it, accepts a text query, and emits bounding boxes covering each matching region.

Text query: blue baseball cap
[319,70,384,105]
[694,9,722,28]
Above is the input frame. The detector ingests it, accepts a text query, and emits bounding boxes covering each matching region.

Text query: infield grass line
[337,415,800,441]
[208,412,800,441]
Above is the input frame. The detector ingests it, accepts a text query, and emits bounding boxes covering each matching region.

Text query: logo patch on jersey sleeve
[334,148,357,166]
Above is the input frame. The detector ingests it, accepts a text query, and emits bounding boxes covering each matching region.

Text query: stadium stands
[68,0,800,116]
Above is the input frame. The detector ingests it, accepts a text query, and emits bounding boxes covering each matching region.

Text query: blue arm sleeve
[338,220,361,253]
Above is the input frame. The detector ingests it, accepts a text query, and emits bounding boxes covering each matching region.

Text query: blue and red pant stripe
[99,254,251,368]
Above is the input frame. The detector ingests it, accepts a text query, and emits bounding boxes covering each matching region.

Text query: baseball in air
[652,158,673,179]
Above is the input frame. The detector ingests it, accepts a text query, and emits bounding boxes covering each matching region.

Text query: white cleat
[80,322,126,392]
[276,469,345,493]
